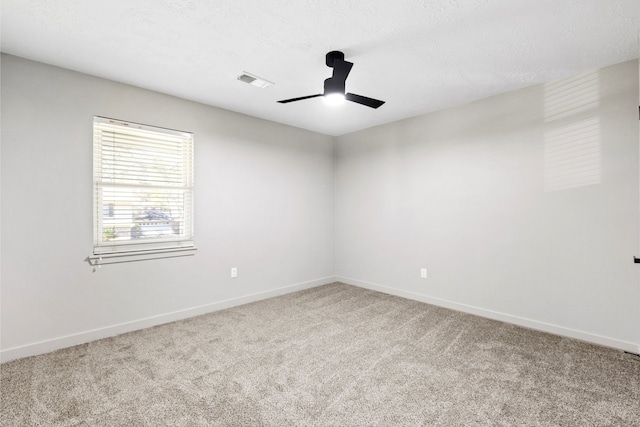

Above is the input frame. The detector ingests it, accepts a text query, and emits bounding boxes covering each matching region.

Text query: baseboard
[0,276,336,363]
[337,276,640,354]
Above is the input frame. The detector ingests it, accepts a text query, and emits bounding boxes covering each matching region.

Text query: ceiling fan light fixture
[324,92,346,105]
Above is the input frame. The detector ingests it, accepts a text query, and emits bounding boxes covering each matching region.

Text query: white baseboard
[0,276,336,363]
[337,276,640,354]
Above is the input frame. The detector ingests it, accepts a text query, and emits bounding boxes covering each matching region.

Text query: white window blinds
[93,117,194,255]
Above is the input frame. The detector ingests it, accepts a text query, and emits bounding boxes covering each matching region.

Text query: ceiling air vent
[237,72,274,88]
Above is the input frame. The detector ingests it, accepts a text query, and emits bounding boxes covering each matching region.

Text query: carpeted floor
[1,282,639,426]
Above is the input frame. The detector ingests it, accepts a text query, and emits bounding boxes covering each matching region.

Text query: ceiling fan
[278,51,385,109]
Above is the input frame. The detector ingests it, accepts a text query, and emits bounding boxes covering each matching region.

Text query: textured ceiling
[2,0,639,136]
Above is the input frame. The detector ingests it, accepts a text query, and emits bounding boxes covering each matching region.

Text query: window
[92,117,194,261]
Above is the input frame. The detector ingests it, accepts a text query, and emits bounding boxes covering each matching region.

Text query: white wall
[3,54,639,362]
[335,60,640,352]
[0,54,336,361]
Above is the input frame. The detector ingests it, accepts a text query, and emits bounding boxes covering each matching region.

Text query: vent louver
[238,74,256,84]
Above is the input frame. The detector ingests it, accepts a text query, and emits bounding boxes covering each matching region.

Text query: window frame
[91,116,195,263]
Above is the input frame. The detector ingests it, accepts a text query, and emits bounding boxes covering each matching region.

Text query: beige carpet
[2,282,639,426]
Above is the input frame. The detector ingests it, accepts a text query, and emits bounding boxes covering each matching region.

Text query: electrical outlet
[231,267,238,278]
[420,268,427,279]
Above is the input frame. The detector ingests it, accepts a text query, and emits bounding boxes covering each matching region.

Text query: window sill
[87,246,197,266]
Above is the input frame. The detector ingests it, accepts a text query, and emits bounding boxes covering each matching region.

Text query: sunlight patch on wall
[544,71,601,192]
[544,72,599,122]
[544,117,601,192]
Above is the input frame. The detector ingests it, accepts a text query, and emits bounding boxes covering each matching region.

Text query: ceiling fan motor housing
[326,51,345,67]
